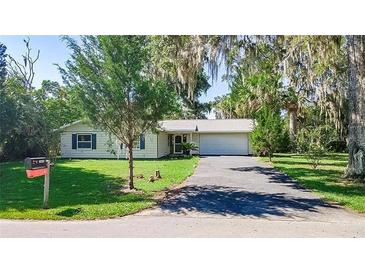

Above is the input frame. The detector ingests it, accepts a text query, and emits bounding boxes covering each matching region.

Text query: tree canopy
[0,40,82,160]
[1,35,364,180]
[60,35,179,189]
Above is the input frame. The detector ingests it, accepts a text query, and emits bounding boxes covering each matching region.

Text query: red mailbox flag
[26,168,48,178]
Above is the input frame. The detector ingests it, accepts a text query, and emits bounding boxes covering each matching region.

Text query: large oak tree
[345,35,365,178]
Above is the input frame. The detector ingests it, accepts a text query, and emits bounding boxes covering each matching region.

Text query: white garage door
[200,133,248,155]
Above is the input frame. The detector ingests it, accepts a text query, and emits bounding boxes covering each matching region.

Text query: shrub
[296,125,336,169]
[182,142,198,155]
[306,141,326,169]
[250,105,289,161]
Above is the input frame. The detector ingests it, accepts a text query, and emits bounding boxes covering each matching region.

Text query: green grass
[0,157,199,220]
[260,153,365,213]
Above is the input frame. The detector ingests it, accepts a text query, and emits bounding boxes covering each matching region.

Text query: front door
[174,135,183,154]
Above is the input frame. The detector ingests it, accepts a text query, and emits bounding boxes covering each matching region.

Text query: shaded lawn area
[0,157,199,220]
[260,153,365,213]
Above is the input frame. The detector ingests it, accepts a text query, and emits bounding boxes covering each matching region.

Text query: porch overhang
[162,129,197,134]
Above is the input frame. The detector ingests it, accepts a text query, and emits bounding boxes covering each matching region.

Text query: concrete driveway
[1,156,365,237]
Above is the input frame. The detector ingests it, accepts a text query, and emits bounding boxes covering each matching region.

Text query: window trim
[77,133,92,149]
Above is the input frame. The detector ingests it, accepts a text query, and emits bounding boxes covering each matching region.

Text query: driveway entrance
[143,156,362,222]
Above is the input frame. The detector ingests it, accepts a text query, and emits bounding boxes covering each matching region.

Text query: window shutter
[120,143,123,149]
[72,134,77,149]
[92,134,97,149]
[140,134,145,150]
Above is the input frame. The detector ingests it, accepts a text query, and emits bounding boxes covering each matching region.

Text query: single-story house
[59,119,254,159]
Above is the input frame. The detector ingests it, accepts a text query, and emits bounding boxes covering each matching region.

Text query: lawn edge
[133,156,201,213]
[0,157,200,222]
[256,156,365,216]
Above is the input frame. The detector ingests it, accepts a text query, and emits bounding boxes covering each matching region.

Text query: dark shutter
[168,135,172,146]
[140,134,145,150]
[120,143,123,149]
[92,134,97,149]
[72,134,77,149]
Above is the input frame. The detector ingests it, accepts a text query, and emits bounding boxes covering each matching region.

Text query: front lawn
[0,157,199,220]
[260,153,365,213]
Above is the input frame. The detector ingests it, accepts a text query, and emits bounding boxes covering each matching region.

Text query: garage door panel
[200,133,248,155]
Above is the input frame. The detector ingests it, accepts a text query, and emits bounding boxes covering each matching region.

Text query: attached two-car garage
[199,133,249,155]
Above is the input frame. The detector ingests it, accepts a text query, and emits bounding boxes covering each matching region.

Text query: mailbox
[24,157,49,178]
[24,157,51,208]
[25,157,48,170]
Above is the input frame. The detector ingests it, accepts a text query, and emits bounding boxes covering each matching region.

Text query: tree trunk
[288,106,298,142]
[345,35,365,179]
[127,143,134,189]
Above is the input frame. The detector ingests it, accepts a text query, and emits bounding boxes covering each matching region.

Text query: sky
[0,35,229,118]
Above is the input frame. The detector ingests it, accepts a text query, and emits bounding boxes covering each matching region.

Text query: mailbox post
[43,160,50,209]
[24,157,51,209]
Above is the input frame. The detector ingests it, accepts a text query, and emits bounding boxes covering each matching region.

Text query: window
[77,134,92,149]
[120,139,141,149]
[183,134,187,143]
[175,135,182,144]
[133,139,140,149]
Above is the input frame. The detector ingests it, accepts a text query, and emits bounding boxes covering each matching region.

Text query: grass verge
[260,153,365,213]
[0,157,199,220]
